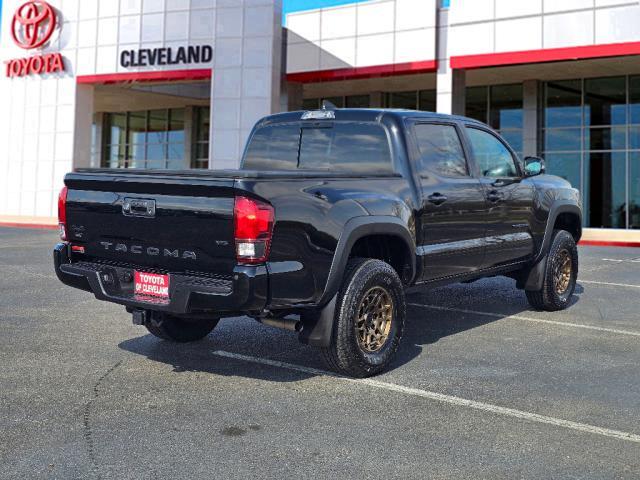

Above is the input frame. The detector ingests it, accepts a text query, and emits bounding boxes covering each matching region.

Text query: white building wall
[449,0,640,58]
[0,0,79,218]
[285,0,437,74]
[3,0,640,220]
[435,0,640,120]
[0,0,282,218]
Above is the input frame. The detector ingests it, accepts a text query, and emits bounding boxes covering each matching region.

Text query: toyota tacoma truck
[54,108,582,377]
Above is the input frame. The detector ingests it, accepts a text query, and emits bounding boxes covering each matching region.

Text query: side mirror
[524,156,545,177]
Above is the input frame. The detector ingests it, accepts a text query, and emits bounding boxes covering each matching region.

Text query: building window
[386,91,417,109]
[192,107,210,169]
[419,90,437,112]
[301,95,371,110]
[91,114,101,167]
[384,90,436,111]
[301,92,436,111]
[345,94,370,108]
[103,109,185,169]
[102,107,210,170]
[465,84,523,156]
[630,152,640,229]
[465,87,488,123]
[384,90,436,112]
[542,76,640,229]
[302,98,320,110]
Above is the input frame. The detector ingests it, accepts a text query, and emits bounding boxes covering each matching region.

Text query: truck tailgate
[63,171,238,275]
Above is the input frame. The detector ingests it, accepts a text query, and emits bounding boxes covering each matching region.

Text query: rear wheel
[322,258,406,378]
[526,230,578,311]
[145,315,219,342]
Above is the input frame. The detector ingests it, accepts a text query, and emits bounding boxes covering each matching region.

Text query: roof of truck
[259,108,487,127]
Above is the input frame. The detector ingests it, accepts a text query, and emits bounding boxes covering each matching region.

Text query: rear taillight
[234,196,274,265]
[58,186,68,241]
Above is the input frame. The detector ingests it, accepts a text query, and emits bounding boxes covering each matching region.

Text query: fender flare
[533,201,582,264]
[317,215,416,308]
[523,201,581,291]
[299,216,416,347]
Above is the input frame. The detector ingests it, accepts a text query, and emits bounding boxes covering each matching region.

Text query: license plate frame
[134,271,170,299]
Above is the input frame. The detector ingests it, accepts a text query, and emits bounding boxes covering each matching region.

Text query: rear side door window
[413,123,469,177]
[465,127,519,178]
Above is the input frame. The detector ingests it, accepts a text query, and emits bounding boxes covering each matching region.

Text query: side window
[414,123,468,177]
[466,127,519,178]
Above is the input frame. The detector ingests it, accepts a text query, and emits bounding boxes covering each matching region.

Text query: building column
[279,26,304,112]
[281,81,303,112]
[184,106,195,169]
[523,80,539,158]
[72,84,95,170]
[435,7,465,115]
[210,0,283,170]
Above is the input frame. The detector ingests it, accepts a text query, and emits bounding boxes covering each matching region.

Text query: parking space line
[212,350,640,444]
[601,258,640,263]
[408,304,640,338]
[579,280,640,288]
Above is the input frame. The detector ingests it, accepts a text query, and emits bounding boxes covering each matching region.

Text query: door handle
[486,190,503,203]
[492,179,507,187]
[428,193,448,206]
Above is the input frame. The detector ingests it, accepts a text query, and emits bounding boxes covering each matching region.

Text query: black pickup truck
[54,108,582,377]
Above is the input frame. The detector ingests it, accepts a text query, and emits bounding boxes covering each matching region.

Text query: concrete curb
[0,216,58,231]
[0,222,58,230]
[579,240,640,248]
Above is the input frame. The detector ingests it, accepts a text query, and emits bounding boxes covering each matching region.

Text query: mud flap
[518,255,548,292]
[298,295,337,348]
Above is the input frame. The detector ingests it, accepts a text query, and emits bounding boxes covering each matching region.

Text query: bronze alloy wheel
[355,286,394,353]
[553,248,572,295]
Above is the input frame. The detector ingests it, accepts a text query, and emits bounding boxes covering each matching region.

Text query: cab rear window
[243,122,393,173]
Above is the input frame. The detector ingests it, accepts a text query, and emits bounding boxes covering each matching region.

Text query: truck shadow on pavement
[118,278,583,379]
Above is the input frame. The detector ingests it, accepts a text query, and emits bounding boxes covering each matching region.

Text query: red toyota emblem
[11,1,57,50]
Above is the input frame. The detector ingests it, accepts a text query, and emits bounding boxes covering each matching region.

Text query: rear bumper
[53,243,268,316]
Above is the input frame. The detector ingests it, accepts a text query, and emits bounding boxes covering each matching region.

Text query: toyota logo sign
[11,1,57,50]
[4,1,65,78]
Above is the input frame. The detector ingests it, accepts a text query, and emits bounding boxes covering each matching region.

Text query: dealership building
[1,0,640,239]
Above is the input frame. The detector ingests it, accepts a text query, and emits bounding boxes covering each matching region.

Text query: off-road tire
[526,229,578,311]
[145,315,219,342]
[322,258,406,378]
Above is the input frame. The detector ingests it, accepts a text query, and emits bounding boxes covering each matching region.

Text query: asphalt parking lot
[1,227,640,479]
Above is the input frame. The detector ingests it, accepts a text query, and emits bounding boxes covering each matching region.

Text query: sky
[284,0,450,14]
[283,0,371,15]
